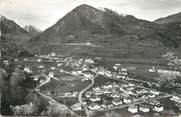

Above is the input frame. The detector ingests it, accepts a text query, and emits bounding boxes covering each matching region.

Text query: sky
[1,0,181,31]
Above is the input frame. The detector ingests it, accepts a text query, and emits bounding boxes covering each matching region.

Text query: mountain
[26,4,181,60]
[154,12,181,24]
[0,15,31,44]
[24,25,41,37]
[154,12,181,45]
[0,15,33,61]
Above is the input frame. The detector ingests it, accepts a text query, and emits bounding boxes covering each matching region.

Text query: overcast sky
[1,0,181,30]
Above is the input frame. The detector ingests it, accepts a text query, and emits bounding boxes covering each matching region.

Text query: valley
[1,3,181,117]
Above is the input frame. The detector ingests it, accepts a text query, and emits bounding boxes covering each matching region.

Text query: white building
[123,98,131,104]
[150,90,160,95]
[51,67,56,70]
[38,65,44,68]
[37,59,41,62]
[88,104,101,110]
[112,99,123,106]
[121,68,127,72]
[139,106,150,112]
[83,73,93,78]
[48,72,54,78]
[51,52,56,56]
[149,66,156,72]
[24,67,32,73]
[153,105,164,112]
[90,97,101,102]
[170,96,181,103]
[128,105,138,113]
[71,103,82,111]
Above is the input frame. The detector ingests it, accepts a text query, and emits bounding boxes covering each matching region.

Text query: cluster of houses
[93,65,129,79]
[83,81,167,113]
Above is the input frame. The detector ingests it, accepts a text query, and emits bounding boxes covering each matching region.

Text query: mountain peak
[75,4,93,9]
[24,25,41,36]
[73,4,98,12]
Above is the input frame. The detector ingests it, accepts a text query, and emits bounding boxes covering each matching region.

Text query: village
[3,52,181,116]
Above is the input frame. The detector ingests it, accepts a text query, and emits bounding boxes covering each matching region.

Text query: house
[113,66,118,71]
[83,73,93,78]
[71,103,82,111]
[170,96,181,103]
[57,63,62,67]
[37,59,41,62]
[51,67,56,70]
[103,90,111,94]
[48,72,54,78]
[88,103,101,110]
[112,98,123,106]
[93,87,101,91]
[136,89,148,94]
[24,58,28,61]
[85,59,94,64]
[102,84,112,89]
[72,71,78,75]
[24,67,32,73]
[60,69,64,72]
[50,52,56,56]
[139,105,150,112]
[33,76,39,81]
[94,91,103,96]
[77,70,82,74]
[123,98,132,104]
[121,68,127,72]
[153,105,164,112]
[149,66,156,72]
[150,90,160,95]
[72,92,78,97]
[148,100,160,105]
[122,72,128,76]
[14,59,18,62]
[128,105,138,113]
[38,65,44,68]
[110,93,120,98]
[107,104,114,108]
[90,96,101,102]
[64,92,72,96]
[100,104,107,109]
[148,94,156,98]
[85,92,91,98]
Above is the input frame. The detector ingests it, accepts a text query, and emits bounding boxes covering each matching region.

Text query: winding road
[77,73,99,116]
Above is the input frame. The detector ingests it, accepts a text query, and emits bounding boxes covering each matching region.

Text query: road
[77,73,99,117]
[34,74,79,117]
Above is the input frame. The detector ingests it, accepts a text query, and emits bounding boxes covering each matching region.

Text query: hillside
[154,12,181,24]
[24,25,41,37]
[0,15,34,61]
[26,4,181,59]
[0,15,31,44]
[154,12,181,44]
